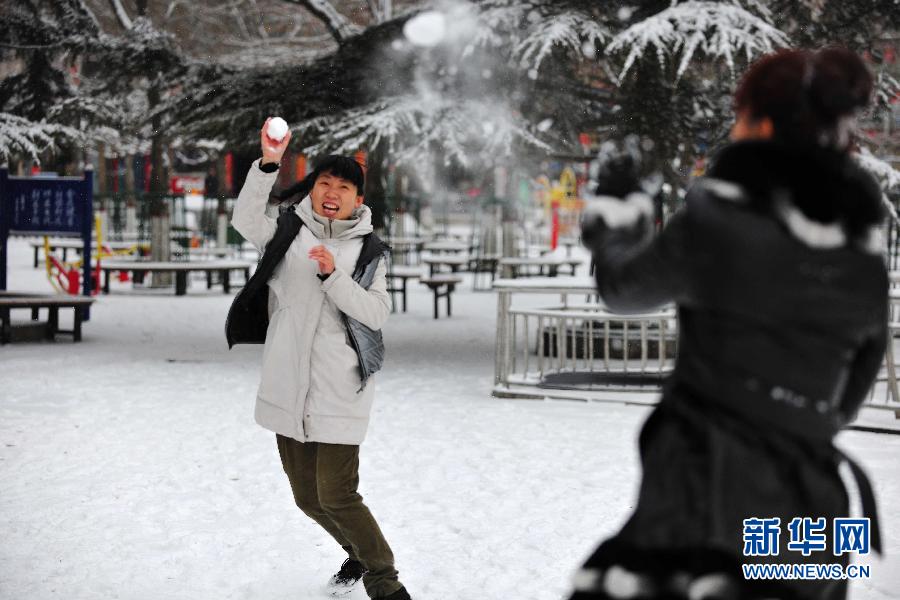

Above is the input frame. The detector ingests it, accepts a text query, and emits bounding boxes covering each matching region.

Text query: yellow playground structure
[535,167,585,240]
[43,215,141,295]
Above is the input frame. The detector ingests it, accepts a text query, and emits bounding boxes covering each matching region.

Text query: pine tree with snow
[3,1,897,227]
[159,0,897,228]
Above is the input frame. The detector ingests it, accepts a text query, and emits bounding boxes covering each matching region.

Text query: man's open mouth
[322,201,340,217]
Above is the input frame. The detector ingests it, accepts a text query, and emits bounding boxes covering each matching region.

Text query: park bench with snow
[0,292,95,344]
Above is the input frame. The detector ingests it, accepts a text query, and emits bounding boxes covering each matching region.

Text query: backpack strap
[352,233,391,279]
[240,206,303,302]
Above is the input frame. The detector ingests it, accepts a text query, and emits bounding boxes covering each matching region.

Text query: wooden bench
[499,256,583,278]
[419,274,462,319]
[99,259,254,296]
[0,293,95,344]
[386,266,422,313]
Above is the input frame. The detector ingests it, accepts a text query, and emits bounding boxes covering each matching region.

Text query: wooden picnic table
[423,240,469,254]
[499,256,583,278]
[0,292,95,343]
[469,253,502,290]
[423,254,470,276]
[386,237,426,266]
[386,236,427,247]
[521,244,552,257]
[171,246,234,260]
[419,274,463,319]
[386,266,422,313]
[558,237,580,257]
[100,259,254,296]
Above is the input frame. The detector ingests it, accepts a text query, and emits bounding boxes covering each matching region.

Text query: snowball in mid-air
[617,6,635,21]
[403,11,446,47]
[267,117,289,141]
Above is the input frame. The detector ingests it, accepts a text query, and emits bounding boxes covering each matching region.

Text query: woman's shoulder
[686,142,885,254]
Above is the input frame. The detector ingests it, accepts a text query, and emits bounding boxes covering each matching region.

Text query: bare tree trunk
[123,154,137,238]
[96,142,107,195]
[148,80,172,286]
[364,141,388,234]
[216,154,228,248]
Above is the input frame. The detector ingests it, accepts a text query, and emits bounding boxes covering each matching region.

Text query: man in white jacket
[231,121,411,600]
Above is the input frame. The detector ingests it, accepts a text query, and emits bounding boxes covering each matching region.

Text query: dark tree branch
[365,0,382,23]
[281,0,362,44]
[107,0,133,29]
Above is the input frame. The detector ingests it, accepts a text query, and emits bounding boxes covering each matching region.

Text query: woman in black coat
[572,48,887,600]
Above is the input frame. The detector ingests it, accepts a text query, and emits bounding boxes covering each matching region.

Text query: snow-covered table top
[492,276,596,294]
[28,238,147,250]
[423,241,468,252]
[176,247,232,256]
[386,236,427,245]
[422,254,469,265]
[100,259,255,271]
[0,292,95,307]
[499,256,583,266]
[387,266,424,278]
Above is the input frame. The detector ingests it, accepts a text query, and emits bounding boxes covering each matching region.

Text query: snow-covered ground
[1,237,899,600]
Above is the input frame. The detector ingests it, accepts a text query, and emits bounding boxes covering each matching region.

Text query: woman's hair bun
[734,46,873,148]
[808,46,873,121]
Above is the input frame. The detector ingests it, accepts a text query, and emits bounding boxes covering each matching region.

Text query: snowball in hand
[403,11,446,47]
[267,117,289,142]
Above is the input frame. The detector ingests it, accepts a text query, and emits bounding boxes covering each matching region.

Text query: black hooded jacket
[574,142,889,598]
[589,141,888,440]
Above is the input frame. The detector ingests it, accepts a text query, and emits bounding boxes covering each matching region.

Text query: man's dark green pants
[276,434,404,599]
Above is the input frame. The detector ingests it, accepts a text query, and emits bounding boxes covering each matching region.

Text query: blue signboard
[0,168,94,302]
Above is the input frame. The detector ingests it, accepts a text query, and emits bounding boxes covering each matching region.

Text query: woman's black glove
[581,138,656,252]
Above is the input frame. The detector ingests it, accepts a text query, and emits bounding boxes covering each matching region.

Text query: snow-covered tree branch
[514,11,610,71]
[296,95,553,167]
[0,113,82,163]
[607,1,789,79]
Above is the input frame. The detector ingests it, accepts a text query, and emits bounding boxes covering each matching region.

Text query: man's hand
[309,245,335,275]
[260,117,291,166]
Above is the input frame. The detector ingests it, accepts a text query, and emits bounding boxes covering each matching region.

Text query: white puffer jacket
[231,161,391,445]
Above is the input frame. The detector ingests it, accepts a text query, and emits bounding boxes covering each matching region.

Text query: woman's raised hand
[260,117,292,165]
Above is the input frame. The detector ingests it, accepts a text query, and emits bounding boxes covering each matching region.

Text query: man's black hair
[314,155,365,193]
[272,154,365,203]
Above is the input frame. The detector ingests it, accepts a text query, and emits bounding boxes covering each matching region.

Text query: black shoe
[379,587,411,600]
[327,558,366,596]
